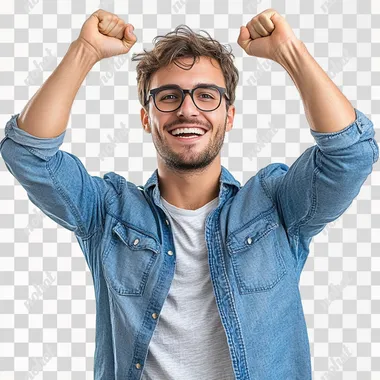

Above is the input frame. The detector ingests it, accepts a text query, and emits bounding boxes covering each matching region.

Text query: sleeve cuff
[309,108,375,153]
[2,113,66,159]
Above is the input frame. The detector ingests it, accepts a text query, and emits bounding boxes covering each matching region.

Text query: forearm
[17,39,98,138]
[273,38,356,133]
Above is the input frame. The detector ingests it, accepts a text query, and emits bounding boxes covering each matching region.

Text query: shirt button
[165,219,170,225]
[167,250,173,256]
[135,363,141,369]
[247,237,252,244]
[133,238,140,246]
[152,313,158,319]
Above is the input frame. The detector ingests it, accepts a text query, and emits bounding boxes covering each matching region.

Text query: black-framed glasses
[145,84,230,112]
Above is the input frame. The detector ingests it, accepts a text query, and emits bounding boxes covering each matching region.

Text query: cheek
[151,115,169,132]
[151,123,168,141]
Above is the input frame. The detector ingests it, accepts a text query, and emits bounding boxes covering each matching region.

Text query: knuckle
[258,14,266,22]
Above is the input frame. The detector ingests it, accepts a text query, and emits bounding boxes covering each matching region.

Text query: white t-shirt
[141,196,235,380]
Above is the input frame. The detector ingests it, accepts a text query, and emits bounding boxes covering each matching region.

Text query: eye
[158,90,182,102]
[161,94,176,100]
[194,87,219,101]
[196,92,217,101]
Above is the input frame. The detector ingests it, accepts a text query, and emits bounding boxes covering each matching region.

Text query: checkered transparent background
[0,0,379,379]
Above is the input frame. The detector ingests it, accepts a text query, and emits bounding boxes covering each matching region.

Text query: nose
[176,92,200,117]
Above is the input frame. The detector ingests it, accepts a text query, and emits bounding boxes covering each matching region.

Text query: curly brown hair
[131,25,239,112]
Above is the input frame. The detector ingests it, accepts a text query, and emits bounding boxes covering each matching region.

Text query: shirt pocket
[226,209,287,294]
[102,221,160,296]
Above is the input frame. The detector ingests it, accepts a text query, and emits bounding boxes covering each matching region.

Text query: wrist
[273,37,307,69]
[71,38,101,66]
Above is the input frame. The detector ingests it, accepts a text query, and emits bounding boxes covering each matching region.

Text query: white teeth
[170,127,206,136]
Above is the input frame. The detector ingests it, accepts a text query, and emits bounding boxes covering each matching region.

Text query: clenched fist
[77,9,137,62]
[237,8,299,62]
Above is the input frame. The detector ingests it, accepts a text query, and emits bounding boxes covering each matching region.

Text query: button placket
[162,211,174,256]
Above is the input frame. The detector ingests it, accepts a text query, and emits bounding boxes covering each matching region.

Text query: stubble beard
[152,114,227,174]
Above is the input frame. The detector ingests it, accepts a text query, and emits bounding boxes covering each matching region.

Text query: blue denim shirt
[0,108,378,380]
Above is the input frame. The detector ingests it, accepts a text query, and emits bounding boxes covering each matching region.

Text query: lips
[167,128,209,143]
[167,124,209,134]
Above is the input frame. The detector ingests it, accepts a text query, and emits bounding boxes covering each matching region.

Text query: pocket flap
[227,218,279,254]
[112,221,160,254]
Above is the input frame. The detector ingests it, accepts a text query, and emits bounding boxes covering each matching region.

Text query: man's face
[140,56,235,172]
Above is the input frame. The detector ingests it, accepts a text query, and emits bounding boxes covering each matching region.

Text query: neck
[157,156,221,210]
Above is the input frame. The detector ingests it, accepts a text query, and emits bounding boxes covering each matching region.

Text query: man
[0,8,378,380]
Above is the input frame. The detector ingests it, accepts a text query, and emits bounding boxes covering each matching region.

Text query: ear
[225,104,235,133]
[140,107,151,133]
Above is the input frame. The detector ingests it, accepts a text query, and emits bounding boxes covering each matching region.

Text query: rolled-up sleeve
[0,113,112,242]
[1,113,66,160]
[260,108,378,271]
[309,108,379,159]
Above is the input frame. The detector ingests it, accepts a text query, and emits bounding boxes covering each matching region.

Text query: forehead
[149,56,225,89]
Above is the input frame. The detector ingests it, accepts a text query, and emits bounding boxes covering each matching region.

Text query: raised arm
[238,9,379,274]
[0,9,137,268]
[16,9,137,138]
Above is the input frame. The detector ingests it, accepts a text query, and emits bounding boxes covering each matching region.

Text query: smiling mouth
[167,129,209,142]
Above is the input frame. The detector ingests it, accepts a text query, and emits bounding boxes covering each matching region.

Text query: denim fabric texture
[0,107,378,379]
